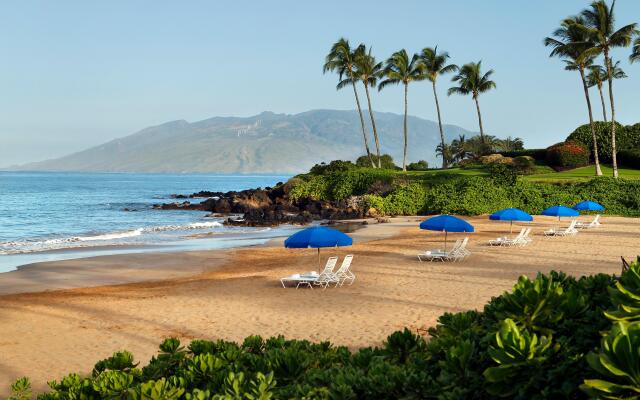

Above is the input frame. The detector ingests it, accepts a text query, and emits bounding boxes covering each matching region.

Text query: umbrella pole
[317,248,321,270]
[444,231,448,251]
[510,220,513,234]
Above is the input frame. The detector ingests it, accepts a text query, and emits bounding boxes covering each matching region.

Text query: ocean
[0,171,294,272]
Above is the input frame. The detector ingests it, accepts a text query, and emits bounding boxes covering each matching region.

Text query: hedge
[498,149,547,161]
[13,261,640,399]
[618,149,640,169]
[546,141,590,168]
[290,169,640,217]
[566,122,637,162]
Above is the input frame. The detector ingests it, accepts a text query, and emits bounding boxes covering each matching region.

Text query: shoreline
[0,219,374,296]
[0,215,637,395]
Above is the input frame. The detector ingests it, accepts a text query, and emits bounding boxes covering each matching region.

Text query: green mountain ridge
[11,110,476,173]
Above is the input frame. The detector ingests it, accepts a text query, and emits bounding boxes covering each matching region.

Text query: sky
[1,0,640,167]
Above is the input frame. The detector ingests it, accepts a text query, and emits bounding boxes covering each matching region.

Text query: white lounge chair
[544,220,578,237]
[521,228,533,245]
[332,255,355,286]
[575,214,601,229]
[419,238,470,262]
[280,257,338,289]
[418,240,461,262]
[450,238,471,261]
[489,228,525,247]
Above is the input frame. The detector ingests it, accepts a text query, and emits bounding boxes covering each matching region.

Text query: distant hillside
[13,110,476,173]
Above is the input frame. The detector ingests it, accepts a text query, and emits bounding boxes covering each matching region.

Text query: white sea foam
[0,221,224,254]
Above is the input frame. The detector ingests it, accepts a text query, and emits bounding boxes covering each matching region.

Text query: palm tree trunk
[350,77,375,168]
[473,95,485,145]
[579,67,603,176]
[604,50,618,178]
[432,81,447,169]
[403,83,408,172]
[597,82,608,122]
[363,82,381,168]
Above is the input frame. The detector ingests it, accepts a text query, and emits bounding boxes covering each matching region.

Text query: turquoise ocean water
[0,172,294,272]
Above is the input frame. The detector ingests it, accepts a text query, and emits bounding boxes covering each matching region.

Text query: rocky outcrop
[154,186,367,226]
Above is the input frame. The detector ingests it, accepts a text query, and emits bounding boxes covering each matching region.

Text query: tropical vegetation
[12,259,640,399]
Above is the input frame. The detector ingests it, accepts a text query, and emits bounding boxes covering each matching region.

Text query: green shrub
[356,154,398,170]
[488,163,518,186]
[406,160,429,171]
[513,155,536,174]
[309,160,356,175]
[546,141,590,168]
[566,121,635,162]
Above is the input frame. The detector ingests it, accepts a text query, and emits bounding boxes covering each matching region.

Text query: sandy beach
[0,215,637,395]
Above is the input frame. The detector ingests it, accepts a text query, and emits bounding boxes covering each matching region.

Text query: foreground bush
[15,262,640,399]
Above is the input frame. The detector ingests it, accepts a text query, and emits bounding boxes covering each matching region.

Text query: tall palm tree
[587,62,626,122]
[353,45,383,168]
[581,0,638,178]
[418,47,458,169]
[447,61,496,150]
[632,37,640,63]
[545,16,603,176]
[323,38,375,167]
[378,50,423,171]
[586,65,609,122]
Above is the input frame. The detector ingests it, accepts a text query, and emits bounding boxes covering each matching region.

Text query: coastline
[0,215,637,395]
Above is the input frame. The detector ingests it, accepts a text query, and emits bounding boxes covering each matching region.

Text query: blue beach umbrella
[284,226,353,267]
[420,215,474,250]
[573,200,605,211]
[542,205,580,221]
[490,208,533,233]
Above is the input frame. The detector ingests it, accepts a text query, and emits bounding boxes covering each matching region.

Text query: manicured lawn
[525,165,640,182]
[391,164,640,184]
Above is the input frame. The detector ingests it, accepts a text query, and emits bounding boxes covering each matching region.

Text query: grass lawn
[525,165,640,182]
[389,164,640,184]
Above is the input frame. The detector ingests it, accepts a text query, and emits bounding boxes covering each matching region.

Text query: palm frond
[631,37,640,63]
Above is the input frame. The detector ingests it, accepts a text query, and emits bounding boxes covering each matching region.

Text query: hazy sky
[1,0,640,166]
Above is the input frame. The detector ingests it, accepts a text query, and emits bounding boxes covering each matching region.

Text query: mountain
[12,110,476,173]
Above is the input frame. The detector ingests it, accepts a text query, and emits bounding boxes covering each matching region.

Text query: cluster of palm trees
[545,0,639,178]
[323,39,496,171]
[437,135,524,166]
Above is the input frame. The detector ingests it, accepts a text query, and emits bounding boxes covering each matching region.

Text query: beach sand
[0,215,637,395]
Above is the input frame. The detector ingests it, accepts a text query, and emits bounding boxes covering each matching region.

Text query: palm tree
[451,134,470,163]
[378,50,423,171]
[448,61,496,150]
[545,16,603,176]
[586,65,609,122]
[435,143,454,166]
[581,0,638,178]
[632,37,640,63]
[353,45,383,168]
[323,38,375,167]
[587,62,626,122]
[497,136,525,152]
[418,47,458,169]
